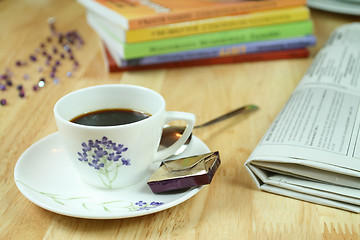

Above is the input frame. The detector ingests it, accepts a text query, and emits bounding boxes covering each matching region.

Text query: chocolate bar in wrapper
[147,151,220,193]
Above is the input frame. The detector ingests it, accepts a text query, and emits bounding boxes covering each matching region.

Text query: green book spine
[120,20,313,59]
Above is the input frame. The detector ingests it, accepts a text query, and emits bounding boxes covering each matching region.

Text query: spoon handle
[194,104,259,129]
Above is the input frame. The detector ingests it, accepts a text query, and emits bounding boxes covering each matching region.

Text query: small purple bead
[66,71,72,77]
[19,90,25,98]
[33,85,39,91]
[40,42,46,48]
[58,34,64,44]
[73,61,79,70]
[53,77,60,84]
[0,84,6,91]
[6,80,12,86]
[30,55,37,62]
[15,61,22,66]
[66,32,76,44]
[50,72,55,78]
[17,84,23,90]
[55,60,61,66]
[60,53,65,59]
[64,45,71,52]
[78,36,84,45]
[0,99,6,105]
[53,46,58,54]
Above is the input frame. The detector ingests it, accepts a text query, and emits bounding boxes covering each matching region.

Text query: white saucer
[307,0,360,16]
[14,132,210,219]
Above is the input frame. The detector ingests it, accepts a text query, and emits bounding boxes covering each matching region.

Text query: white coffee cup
[54,84,195,189]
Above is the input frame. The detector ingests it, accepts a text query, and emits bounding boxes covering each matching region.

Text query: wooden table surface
[1,0,360,239]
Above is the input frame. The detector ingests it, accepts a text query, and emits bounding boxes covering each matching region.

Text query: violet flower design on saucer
[78,136,131,189]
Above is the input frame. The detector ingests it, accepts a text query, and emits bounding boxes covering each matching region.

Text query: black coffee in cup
[70,108,151,126]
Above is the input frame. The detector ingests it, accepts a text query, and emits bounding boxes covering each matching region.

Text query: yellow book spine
[126,6,310,43]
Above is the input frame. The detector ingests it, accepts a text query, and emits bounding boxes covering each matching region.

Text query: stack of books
[78,0,316,72]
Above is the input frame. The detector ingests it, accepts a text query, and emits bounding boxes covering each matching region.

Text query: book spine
[106,48,310,72]
[123,20,313,59]
[127,0,307,29]
[126,7,310,43]
[120,35,316,66]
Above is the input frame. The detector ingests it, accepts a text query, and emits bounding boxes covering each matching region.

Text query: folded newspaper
[245,23,360,213]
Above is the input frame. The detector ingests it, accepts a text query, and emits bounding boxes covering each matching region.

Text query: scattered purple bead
[19,90,25,98]
[1,18,85,108]
[58,34,64,44]
[29,55,37,62]
[64,45,71,52]
[53,77,60,84]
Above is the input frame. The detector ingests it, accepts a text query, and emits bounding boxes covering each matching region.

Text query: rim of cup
[53,84,166,130]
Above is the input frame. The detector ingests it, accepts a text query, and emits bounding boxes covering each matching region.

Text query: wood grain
[1,0,360,239]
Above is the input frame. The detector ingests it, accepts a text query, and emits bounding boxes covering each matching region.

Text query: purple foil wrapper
[147,152,220,194]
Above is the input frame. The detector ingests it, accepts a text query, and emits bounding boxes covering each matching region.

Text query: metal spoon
[159,104,259,155]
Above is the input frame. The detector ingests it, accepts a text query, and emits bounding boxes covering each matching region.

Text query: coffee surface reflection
[70,108,151,126]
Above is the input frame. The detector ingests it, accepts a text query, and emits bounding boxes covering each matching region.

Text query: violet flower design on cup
[77,136,131,189]
[54,84,195,189]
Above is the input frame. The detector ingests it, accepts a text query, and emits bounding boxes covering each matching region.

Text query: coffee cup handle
[153,111,195,162]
